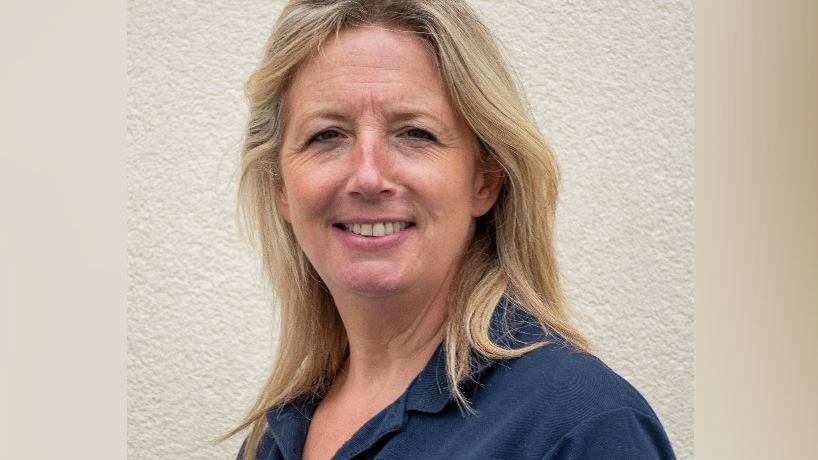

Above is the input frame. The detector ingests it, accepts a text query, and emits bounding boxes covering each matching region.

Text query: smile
[335,221,414,237]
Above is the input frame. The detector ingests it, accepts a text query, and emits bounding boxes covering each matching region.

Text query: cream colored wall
[127,1,692,458]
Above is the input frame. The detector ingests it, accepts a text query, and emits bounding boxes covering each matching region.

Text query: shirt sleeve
[541,407,676,460]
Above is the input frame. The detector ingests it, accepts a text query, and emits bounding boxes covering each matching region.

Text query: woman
[226,1,675,459]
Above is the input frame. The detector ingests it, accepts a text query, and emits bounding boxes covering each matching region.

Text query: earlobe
[471,168,504,218]
[275,184,291,222]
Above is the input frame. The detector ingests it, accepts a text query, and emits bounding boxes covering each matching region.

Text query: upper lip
[334,217,414,225]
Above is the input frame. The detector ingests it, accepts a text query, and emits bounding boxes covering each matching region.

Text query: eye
[401,128,436,142]
[309,129,343,143]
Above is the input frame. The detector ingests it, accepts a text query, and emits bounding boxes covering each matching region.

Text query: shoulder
[235,425,283,460]
[477,307,660,421]
[540,405,676,459]
[467,325,675,457]
[481,329,659,423]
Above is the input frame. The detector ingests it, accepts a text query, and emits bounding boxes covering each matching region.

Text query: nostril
[347,185,398,200]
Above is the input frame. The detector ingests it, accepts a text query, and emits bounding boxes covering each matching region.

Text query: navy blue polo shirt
[239,307,676,459]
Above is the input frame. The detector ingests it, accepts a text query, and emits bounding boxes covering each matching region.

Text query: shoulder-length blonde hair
[224,1,590,457]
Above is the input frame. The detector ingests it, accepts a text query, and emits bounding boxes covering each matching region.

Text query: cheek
[281,163,337,221]
[431,162,477,209]
[286,184,331,227]
[419,173,476,230]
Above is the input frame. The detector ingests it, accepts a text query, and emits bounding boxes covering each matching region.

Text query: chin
[333,268,410,299]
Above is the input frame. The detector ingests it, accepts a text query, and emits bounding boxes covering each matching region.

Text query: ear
[274,180,292,223]
[470,158,504,218]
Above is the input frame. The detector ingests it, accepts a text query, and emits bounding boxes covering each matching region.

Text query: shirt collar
[405,297,549,414]
[264,297,552,453]
[265,395,315,460]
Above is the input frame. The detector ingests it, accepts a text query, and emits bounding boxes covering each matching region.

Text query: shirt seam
[539,406,663,459]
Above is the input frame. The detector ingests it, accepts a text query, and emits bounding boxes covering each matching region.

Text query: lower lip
[332,225,413,250]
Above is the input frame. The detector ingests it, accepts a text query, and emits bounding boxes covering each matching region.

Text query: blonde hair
[224,1,590,458]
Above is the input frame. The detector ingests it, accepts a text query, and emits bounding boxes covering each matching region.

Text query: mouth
[333,221,415,237]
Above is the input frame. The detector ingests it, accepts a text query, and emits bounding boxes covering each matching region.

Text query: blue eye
[402,128,436,142]
[309,129,342,143]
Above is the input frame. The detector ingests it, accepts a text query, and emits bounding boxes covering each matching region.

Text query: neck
[328,271,456,393]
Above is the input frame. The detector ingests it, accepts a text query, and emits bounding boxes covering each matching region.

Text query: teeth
[343,221,409,237]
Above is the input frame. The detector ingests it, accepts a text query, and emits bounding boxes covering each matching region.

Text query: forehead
[286,26,452,118]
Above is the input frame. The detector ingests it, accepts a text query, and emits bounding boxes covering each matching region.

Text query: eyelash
[309,129,343,143]
[306,128,437,145]
[402,128,436,142]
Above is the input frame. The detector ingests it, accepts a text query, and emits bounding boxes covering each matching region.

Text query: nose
[345,135,397,200]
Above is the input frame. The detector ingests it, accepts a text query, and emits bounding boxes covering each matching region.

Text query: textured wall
[127,1,692,458]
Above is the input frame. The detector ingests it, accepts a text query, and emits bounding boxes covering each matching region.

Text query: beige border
[695,0,818,458]
[0,1,127,458]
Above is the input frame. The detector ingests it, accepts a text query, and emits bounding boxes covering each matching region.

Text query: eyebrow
[390,110,446,126]
[289,108,347,125]
[292,107,448,128]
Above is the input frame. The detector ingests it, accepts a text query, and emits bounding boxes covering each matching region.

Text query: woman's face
[276,26,500,299]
